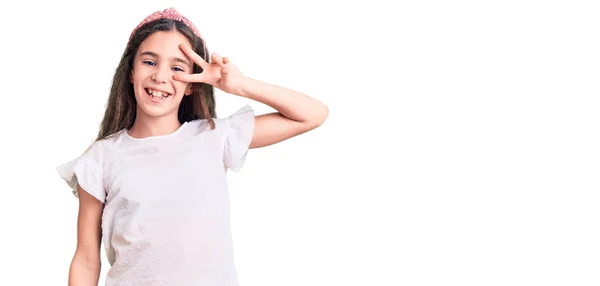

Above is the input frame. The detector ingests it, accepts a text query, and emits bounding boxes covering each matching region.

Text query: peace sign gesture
[173,44,247,96]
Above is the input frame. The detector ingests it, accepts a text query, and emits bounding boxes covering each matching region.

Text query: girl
[57,7,328,286]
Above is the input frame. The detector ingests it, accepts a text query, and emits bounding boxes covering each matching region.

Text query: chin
[135,100,181,119]
[138,105,179,118]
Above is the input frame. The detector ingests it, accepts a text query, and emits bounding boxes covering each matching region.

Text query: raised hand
[173,44,247,96]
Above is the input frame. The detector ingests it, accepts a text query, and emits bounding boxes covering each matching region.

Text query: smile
[145,88,172,101]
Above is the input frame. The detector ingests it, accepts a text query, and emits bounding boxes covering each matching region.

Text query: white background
[1,0,599,285]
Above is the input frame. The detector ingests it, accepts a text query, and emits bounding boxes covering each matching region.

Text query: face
[130,30,194,120]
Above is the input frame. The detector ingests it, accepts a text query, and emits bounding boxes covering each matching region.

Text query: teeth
[147,88,170,98]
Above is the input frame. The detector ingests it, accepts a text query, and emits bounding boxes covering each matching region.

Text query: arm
[69,185,103,286]
[173,45,329,149]
[239,77,329,149]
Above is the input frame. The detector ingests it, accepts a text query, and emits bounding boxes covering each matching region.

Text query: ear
[184,83,194,96]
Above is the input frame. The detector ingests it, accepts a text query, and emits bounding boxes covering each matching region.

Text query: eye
[143,60,156,66]
[172,66,185,72]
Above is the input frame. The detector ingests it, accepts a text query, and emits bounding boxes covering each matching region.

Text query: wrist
[238,76,255,98]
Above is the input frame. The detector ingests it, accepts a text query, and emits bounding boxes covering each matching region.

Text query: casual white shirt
[57,105,254,286]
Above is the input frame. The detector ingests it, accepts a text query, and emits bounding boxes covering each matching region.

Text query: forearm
[69,250,101,286]
[239,77,328,126]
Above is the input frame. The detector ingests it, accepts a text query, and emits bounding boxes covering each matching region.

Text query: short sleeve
[218,105,255,172]
[56,142,106,203]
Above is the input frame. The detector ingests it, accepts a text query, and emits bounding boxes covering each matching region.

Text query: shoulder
[214,105,255,137]
[87,132,123,156]
[214,105,256,172]
[185,105,254,137]
[217,105,255,124]
[56,136,119,201]
[72,131,131,168]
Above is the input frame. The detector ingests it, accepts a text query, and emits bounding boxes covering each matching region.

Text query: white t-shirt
[57,105,254,286]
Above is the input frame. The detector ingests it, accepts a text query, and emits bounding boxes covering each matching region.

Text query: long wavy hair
[96,18,216,142]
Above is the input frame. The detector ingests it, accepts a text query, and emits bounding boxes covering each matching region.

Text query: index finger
[179,44,208,69]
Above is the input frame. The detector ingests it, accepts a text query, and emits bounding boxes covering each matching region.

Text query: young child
[57,7,328,286]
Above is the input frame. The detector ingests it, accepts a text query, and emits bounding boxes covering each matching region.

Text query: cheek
[174,82,191,95]
[131,69,145,86]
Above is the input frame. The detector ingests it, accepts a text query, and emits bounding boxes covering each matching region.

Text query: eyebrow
[139,51,192,68]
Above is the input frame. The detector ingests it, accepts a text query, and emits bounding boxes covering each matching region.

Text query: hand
[173,44,247,96]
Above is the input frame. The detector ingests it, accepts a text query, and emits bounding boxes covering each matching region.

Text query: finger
[211,53,226,68]
[179,44,208,69]
[223,57,230,64]
[173,72,207,83]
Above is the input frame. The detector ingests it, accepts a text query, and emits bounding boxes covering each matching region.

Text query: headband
[128,8,208,58]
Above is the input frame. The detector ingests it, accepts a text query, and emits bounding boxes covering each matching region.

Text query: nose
[152,67,170,84]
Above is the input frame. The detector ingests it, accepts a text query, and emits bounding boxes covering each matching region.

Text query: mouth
[145,88,173,101]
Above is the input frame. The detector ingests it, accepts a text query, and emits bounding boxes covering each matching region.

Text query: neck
[127,111,182,139]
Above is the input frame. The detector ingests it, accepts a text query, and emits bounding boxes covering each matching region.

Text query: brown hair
[96,18,216,142]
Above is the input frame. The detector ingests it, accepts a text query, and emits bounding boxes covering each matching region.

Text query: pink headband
[128,8,208,58]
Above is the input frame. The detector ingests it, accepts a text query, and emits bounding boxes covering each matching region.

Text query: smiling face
[130,30,195,120]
